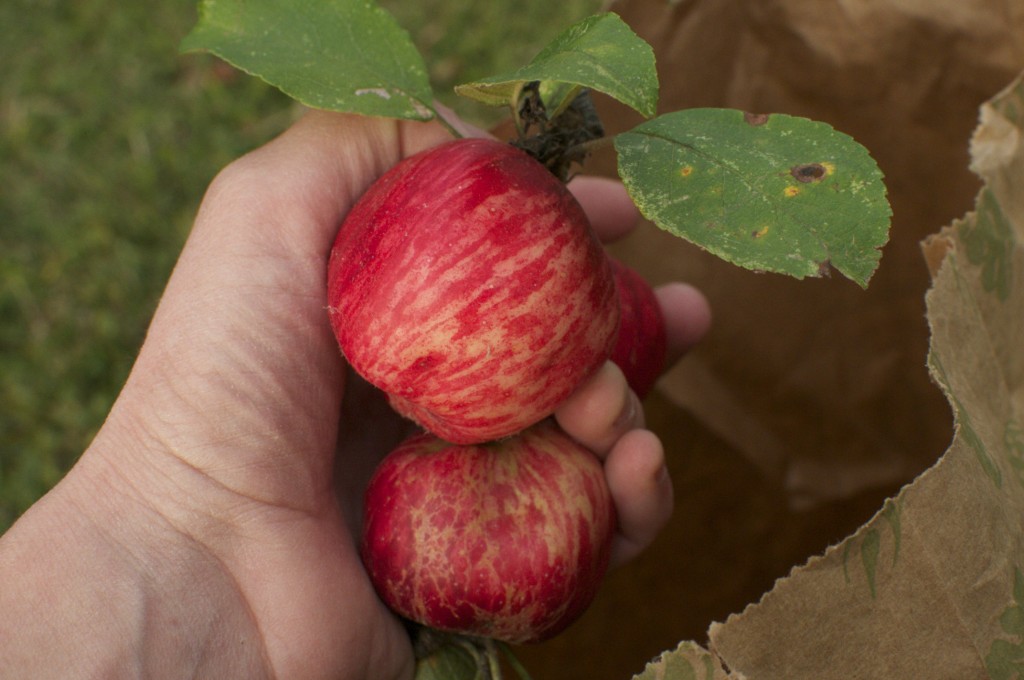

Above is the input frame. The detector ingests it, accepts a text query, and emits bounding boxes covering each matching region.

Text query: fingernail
[613,389,642,432]
[655,462,670,485]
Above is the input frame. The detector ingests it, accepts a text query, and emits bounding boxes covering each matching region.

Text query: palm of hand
[97,115,449,678]
[72,110,705,680]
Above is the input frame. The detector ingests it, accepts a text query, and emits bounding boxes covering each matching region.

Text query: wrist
[0,433,269,678]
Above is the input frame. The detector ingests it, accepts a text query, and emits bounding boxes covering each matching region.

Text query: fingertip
[555,362,642,458]
[568,177,640,242]
[606,429,674,567]
[655,282,712,366]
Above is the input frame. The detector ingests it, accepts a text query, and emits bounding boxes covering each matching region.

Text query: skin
[0,109,711,680]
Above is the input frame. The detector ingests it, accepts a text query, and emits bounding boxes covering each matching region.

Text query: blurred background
[0,0,604,532]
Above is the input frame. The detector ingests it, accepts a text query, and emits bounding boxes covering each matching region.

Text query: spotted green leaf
[181,0,435,121]
[616,109,892,287]
[455,12,658,118]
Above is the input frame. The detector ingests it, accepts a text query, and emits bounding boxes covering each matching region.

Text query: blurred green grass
[0,0,603,531]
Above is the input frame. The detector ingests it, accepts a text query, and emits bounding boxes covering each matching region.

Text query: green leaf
[181,0,435,121]
[455,12,658,118]
[414,642,480,680]
[615,109,892,287]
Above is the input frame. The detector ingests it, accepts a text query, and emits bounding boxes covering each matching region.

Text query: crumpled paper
[706,70,1024,680]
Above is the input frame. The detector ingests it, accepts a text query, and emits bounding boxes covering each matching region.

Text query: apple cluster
[327,138,666,643]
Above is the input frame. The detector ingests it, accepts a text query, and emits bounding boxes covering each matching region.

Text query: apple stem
[483,639,504,680]
[431,104,466,139]
[496,641,535,680]
[451,636,503,680]
[566,134,617,160]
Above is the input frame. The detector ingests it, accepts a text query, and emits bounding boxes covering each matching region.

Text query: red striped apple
[361,420,615,643]
[327,138,619,445]
[609,259,667,398]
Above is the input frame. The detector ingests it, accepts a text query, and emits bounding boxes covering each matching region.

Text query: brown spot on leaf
[792,163,827,183]
[744,112,770,126]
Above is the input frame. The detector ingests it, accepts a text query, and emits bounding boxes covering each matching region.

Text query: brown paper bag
[706,71,1024,680]
[513,1,1024,678]
[599,0,1024,506]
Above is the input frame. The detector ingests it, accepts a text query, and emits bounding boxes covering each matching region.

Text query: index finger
[569,176,640,243]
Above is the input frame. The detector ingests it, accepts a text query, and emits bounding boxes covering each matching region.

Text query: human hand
[0,109,709,679]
